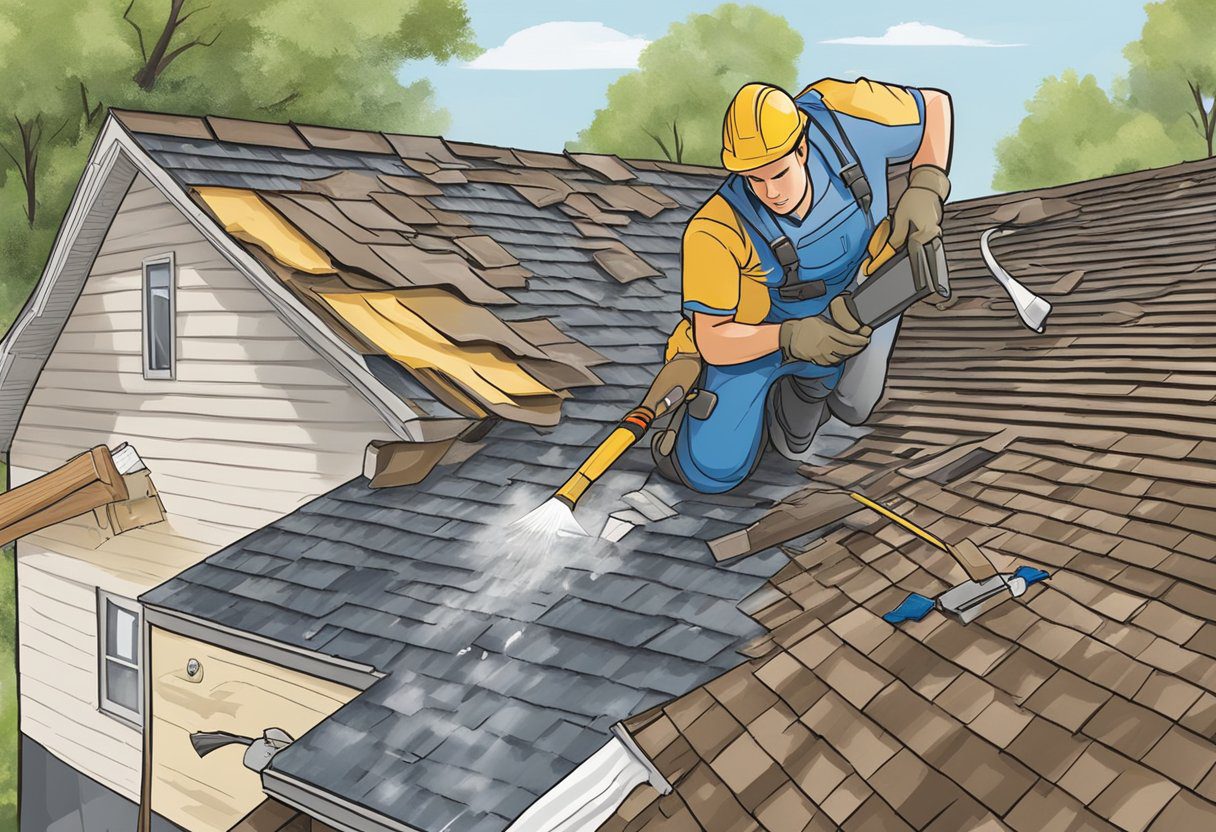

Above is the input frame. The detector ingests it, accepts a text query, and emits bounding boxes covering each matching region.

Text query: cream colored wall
[10,172,397,803]
[150,626,361,832]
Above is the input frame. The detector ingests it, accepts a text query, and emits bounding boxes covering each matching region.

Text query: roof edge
[262,768,424,832]
[143,605,383,691]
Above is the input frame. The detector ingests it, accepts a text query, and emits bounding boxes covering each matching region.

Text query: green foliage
[994,0,1216,190]
[0,0,479,333]
[570,4,803,166]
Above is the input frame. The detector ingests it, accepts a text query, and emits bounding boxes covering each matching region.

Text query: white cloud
[821,21,1023,48]
[466,21,650,71]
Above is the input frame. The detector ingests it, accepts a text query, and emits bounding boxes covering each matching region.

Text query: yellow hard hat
[721,83,808,172]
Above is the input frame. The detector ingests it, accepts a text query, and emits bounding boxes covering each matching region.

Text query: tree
[0,0,478,330]
[993,0,1216,190]
[1124,0,1216,157]
[571,4,803,166]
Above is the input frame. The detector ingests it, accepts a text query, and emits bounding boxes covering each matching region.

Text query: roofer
[655,78,954,493]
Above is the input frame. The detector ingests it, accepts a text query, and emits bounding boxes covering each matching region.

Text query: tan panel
[150,627,361,832]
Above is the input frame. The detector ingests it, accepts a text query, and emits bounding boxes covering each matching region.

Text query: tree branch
[123,0,147,63]
[644,127,673,161]
[0,140,21,175]
[176,2,211,27]
[155,28,221,75]
[263,91,301,111]
[79,82,104,124]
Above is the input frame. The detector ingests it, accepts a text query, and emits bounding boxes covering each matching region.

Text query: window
[99,592,142,725]
[142,254,175,379]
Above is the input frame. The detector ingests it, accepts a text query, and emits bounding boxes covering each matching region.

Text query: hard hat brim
[721,110,808,173]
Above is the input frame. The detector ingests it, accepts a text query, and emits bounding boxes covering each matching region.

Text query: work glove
[779,311,871,366]
[889,165,951,251]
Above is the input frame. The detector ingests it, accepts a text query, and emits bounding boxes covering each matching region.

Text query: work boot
[766,376,831,461]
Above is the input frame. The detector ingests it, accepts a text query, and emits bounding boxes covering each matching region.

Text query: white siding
[10,173,397,801]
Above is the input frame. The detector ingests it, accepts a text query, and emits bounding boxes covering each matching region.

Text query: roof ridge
[107,107,725,176]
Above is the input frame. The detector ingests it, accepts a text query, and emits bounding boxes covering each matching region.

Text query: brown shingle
[785,738,851,803]
[1147,791,1216,832]
[816,646,893,709]
[295,123,394,154]
[1006,717,1089,781]
[1140,726,1216,788]
[935,673,996,724]
[868,748,960,828]
[709,733,785,811]
[1082,697,1171,760]
[206,116,308,149]
[801,692,899,778]
[865,683,960,762]
[112,109,214,139]
[748,703,813,768]
[754,651,828,715]
[679,763,757,832]
[869,631,961,699]
[705,665,781,726]
[1058,744,1127,804]
[930,730,1036,815]
[1089,766,1179,832]
[986,647,1057,703]
[819,773,872,827]
[683,702,744,761]
[1004,780,1109,832]
[969,696,1034,748]
[826,608,894,651]
[754,781,817,832]
[1024,671,1112,732]
[787,627,843,671]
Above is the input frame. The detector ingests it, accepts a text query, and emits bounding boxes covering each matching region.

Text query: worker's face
[744,136,809,215]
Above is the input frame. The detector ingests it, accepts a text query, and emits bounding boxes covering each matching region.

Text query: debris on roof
[363,438,457,489]
[320,291,564,423]
[117,111,688,435]
[195,187,334,274]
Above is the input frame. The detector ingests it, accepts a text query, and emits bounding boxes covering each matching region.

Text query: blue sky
[398,0,1152,198]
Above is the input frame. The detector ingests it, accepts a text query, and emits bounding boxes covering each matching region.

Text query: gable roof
[604,156,1216,831]
[0,108,718,455]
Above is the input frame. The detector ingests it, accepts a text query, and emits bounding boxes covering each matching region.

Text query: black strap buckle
[770,234,826,301]
[840,163,872,217]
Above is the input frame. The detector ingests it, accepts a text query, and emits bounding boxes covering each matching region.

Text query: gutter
[257,726,667,832]
[506,729,670,832]
[262,769,425,832]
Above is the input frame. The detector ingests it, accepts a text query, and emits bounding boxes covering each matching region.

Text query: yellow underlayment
[195,186,334,274]
[320,291,556,406]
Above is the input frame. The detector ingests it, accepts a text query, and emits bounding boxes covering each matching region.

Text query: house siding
[10,172,397,809]
[149,626,361,832]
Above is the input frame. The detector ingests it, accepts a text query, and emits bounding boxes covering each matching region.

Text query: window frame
[141,252,176,380]
[97,590,144,728]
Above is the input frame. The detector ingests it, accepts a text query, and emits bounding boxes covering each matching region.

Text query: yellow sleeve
[803,77,921,126]
[681,195,760,316]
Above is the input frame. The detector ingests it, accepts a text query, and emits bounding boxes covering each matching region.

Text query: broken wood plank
[364,438,457,488]
[0,446,127,547]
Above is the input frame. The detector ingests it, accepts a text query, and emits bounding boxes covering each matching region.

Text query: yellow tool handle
[847,491,949,553]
